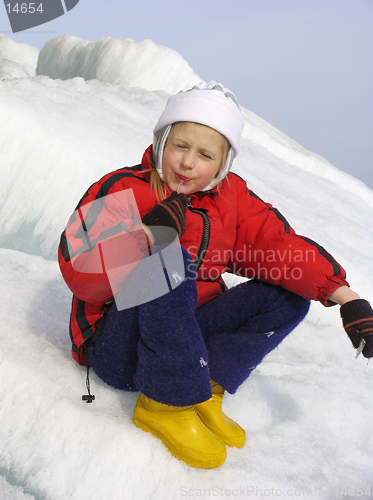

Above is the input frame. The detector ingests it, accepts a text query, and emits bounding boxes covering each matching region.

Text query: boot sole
[133,414,227,469]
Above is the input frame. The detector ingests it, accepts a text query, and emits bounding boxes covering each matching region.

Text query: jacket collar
[141,145,154,184]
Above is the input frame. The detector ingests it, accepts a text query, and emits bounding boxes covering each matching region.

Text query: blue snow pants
[87,246,310,406]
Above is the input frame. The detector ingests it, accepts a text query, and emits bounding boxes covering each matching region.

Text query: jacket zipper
[187,200,210,272]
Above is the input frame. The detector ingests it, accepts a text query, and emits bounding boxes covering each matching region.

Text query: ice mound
[36,35,201,94]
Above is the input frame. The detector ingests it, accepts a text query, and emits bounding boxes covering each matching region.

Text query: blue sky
[1,0,372,189]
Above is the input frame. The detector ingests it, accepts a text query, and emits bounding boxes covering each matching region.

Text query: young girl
[58,81,373,469]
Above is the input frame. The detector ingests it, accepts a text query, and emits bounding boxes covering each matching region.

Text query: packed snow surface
[0,34,372,500]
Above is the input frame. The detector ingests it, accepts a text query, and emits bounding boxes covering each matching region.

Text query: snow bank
[0,33,38,76]
[240,108,373,209]
[0,76,166,260]
[36,35,201,94]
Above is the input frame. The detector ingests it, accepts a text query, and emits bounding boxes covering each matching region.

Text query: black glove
[340,299,373,358]
[142,192,188,244]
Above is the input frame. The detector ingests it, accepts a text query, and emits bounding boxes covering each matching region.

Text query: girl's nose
[181,151,195,169]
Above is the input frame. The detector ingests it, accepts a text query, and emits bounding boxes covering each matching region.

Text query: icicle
[177,180,184,193]
[355,338,366,359]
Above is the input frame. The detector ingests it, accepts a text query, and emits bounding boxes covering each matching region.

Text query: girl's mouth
[175,173,191,183]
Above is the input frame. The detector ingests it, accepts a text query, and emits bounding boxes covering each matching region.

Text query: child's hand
[340,299,373,358]
[142,192,188,244]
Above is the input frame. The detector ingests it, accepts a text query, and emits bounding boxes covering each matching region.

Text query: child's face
[162,122,229,195]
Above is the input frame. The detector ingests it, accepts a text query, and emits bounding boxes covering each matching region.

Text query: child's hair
[150,121,230,200]
[149,169,168,201]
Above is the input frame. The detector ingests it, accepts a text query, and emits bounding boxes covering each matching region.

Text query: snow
[0,59,30,80]
[0,34,38,77]
[0,33,372,500]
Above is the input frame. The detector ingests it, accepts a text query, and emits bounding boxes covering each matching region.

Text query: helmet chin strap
[153,125,172,181]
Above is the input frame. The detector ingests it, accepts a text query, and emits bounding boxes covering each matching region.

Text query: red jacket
[59,146,348,364]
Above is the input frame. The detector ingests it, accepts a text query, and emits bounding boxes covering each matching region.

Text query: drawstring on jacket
[81,300,113,403]
[82,344,95,403]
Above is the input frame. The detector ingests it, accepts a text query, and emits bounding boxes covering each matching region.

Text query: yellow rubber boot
[133,393,227,469]
[195,381,246,448]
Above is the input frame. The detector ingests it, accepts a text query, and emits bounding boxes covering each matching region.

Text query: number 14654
[6,3,44,14]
